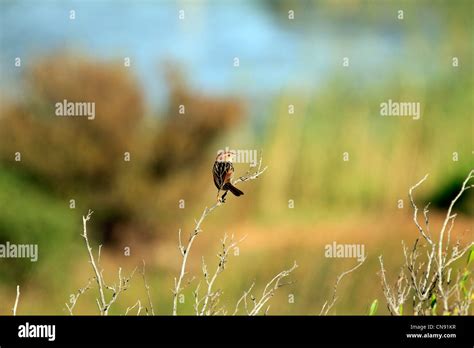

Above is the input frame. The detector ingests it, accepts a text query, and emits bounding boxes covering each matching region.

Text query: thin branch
[80,210,136,315]
[247,261,298,316]
[141,260,155,315]
[409,174,433,244]
[81,210,107,315]
[233,282,255,315]
[232,152,268,185]
[172,202,221,315]
[12,285,20,316]
[321,258,366,315]
[379,255,402,315]
[437,170,473,312]
[65,278,93,315]
[172,155,267,315]
[445,241,474,269]
[124,300,142,316]
[198,234,245,315]
[438,170,473,257]
[379,170,474,315]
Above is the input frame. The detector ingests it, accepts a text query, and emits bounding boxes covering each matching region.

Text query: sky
[0,0,439,111]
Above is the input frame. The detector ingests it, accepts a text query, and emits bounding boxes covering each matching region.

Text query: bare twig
[232,153,268,185]
[198,234,244,315]
[12,285,20,316]
[172,155,267,315]
[141,260,155,315]
[409,174,432,244]
[80,210,137,315]
[438,170,473,258]
[437,170,474,312]
[233,282,255,315]
[65,278,93,315]
[124,300,143,316]
[321,258,366,315]
[172,202,221,315]
[233,262,298,316]
[379,170,474,315]
[81,210,107,315]
[378,256,406,315]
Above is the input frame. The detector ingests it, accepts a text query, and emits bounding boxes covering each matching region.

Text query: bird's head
[216,151,235,163]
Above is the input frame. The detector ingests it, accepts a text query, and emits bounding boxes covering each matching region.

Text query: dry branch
[141,260,155,315]
[70,210,140,315]
[321,258,366,315]
[379,170,474,315]
[172,154,268,315]
[65,278,93,315]
[12,285,20,316]
[195,234,245,315]
[233,262,298,316]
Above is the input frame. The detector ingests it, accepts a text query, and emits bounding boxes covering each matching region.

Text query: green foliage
[368,299,378,315]
[459,270,471,297]
[430,294,437,315]
[467,247,474,266]
[0,167,79,287]
[258,73,472,218]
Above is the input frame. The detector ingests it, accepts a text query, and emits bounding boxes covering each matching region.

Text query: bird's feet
[221,191,228,203]
[216,191,228,204]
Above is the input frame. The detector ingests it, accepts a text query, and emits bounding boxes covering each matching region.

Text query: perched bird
[213,151,244,202]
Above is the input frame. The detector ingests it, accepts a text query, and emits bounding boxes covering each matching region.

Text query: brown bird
[213,151,244,202]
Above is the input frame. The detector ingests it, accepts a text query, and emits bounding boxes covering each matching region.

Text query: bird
[213,151,244,202]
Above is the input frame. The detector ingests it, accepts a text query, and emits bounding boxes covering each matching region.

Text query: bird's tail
[227,184,244,196]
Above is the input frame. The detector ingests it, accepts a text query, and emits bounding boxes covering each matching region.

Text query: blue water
[0,0,437,111]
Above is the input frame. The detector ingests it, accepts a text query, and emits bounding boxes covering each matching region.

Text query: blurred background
[0,0,472,315]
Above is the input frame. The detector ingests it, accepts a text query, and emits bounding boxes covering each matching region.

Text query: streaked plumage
[213,152,244,202]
